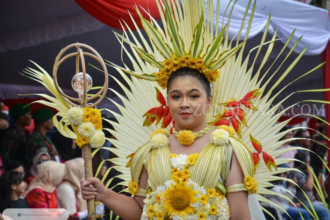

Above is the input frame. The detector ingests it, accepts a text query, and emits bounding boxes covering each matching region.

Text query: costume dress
[21,0,329,219]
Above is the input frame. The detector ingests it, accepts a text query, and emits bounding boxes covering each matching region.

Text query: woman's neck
[11,191,19,200]
[175,122,207,133]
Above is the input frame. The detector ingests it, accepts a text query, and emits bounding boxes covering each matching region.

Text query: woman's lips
[180,113,191,118]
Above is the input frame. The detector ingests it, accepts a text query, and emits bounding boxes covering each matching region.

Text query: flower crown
[110,0,244,90]
[156,54,219,89]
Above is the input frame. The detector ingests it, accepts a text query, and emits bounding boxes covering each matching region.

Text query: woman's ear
[11,184,17,191]
[207,95,213,105]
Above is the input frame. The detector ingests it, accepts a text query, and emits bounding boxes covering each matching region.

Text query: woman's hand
[80,177,105,202]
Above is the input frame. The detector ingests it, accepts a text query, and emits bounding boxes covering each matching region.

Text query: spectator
[0,111,9,130]
[26,149,50,185]
[0,171,29,214]
[288,152,330,220]
[0,104,31,169]
[51,130,77,162]
[25,108,60,174]
[278,126,297,168]
[6,161,25,177]
[24,161,64,208]
[294,129,311,164]
[57,158,87,220]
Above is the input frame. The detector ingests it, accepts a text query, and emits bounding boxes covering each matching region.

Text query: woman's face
[12,181,27,195]
[168,75,212,131]
[14,166,25,176]
[282,131,293,145]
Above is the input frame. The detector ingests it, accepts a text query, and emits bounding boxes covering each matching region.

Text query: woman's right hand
[80,177,105,202]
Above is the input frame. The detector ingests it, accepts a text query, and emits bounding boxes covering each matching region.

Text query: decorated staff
[22,43,108,220]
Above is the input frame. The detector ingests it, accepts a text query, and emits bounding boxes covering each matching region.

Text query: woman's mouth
[180,113,191,118]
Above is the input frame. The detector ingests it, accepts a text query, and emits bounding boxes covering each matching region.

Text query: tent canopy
[0,0,329,116]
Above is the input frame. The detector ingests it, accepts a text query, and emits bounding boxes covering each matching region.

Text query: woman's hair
[166,67,211,97]
[0,170,24,213]
[6,161,23,171]
[294,152,307,167]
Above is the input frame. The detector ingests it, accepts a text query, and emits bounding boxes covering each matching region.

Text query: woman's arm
[226,153,251,220]
[81,167,148,220]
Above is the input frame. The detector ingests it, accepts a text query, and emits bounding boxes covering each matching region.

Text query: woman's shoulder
[10,198,29,208]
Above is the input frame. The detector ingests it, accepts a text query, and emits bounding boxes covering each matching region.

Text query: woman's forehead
[169,76,203,90]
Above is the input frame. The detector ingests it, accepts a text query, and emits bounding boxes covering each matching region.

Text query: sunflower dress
[129,128,263,220]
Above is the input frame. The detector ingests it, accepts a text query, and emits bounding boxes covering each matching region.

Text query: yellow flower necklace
[173,126,210,146]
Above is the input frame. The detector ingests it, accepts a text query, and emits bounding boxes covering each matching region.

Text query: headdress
[106,0,330,217]
[109,0,244,89]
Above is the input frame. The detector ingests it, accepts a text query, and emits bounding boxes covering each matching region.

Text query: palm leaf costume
[23,0,330,219]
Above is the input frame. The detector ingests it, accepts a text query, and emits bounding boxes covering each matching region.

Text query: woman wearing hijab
[26,148,50,185]
[57,158,88,220]
[24,161,65,208]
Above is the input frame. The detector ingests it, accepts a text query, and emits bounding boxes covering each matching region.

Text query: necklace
[173,126,210,146]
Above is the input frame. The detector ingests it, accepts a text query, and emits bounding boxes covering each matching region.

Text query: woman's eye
[191,95,199,99]
[172,95,180,99]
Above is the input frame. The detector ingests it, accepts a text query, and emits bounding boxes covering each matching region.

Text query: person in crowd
[288,152,330,220]
[294,129,311,164]
[51,130,77,162]
[0,171,29,214]
[26,149,50,185]
[57,158,88,220]
[24,161,64,208]
[263,163,310,220]
[6,161,25,176]
[0,104,31,169]
[0,111,9,130]
[25,108,60,173]
[278,126,297,168]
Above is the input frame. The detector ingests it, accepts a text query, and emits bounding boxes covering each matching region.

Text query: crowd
[261,122,329,220]
[0,103,329,220]
[0,103,124,220]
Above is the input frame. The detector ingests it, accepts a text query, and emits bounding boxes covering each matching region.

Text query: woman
[277,126,297,168]
[24,160,65,208]
[57,158,88,220]
[26,149,50,185]
[81,68,254,220]
[0,171,28,214]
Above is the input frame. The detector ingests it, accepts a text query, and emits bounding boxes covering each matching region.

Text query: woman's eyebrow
[188,88,200,93]
[170,89,181,94]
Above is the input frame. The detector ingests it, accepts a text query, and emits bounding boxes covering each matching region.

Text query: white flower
[89,130,105,148]
[207,215,217,220]
[197,203,211,215]
[67,107,84,125]
[154,203,165,213]
[172,214,185,220]
[78,122,95,137]
[164,180,176,188]
[150,134,169,149]
[143,198,154,206]
[186,214,198,220]
[170,154,188,170]
[210,129,230,146]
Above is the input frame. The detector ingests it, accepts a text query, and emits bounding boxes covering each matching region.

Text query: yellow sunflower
[199,195,208,205]
[147,205,155,218]
[209,205,218,215]
[187,154,199,166]
[156,194,162,204]
[171,170,187,183]
[76,134,89,148]
[128,180,139,195]
[188,58,198,69]
[163,182,197,218]
[207,188,216,198]
[171,54,179,64]
[183,168,190,177]
[244,175,258,194]
[178,57,189,67]
[197,212,206,220]
[90,108,101,118]
[171,167,178,174]
[196,59,204,67]
[156,211,164,220]
[163,59,173,69]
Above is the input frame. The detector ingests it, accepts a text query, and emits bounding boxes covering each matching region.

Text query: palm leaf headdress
[106,0,330,218]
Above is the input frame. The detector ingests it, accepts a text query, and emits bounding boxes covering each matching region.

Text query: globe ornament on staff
[22,43,108,220]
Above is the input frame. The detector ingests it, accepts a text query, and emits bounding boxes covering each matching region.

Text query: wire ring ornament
[52,43,108,107]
